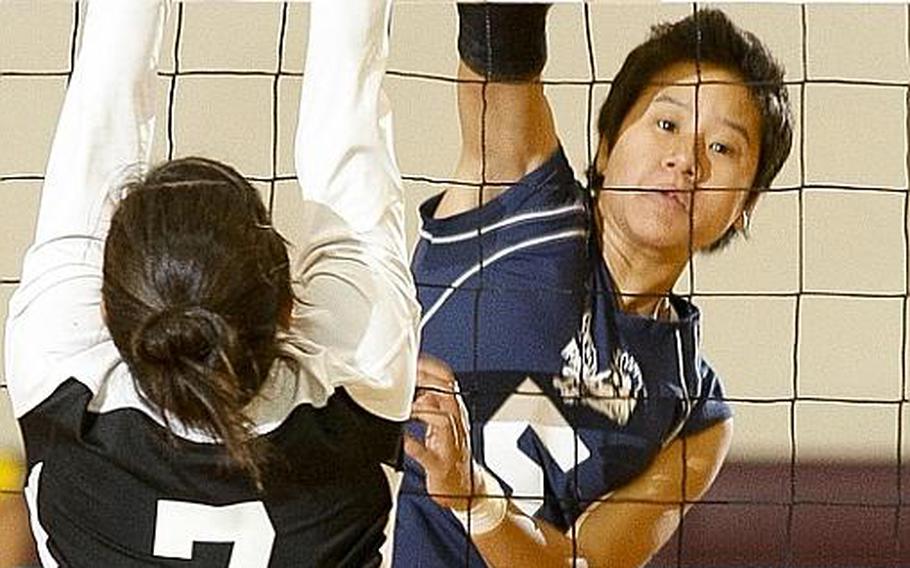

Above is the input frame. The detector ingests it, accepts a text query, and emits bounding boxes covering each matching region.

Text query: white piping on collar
[419,228,587,330]
[419,204,585,245]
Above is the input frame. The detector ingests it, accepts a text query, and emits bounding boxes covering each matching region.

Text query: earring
[740,210,751,237]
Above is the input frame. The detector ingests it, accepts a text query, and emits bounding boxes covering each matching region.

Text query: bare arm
[406,356,733,567]
[572,420,733,567]
[468,422,732,567]
[434,5,560,219]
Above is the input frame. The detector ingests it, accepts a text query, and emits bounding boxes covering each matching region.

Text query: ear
[733,199,757,232]
[593,139,610,185]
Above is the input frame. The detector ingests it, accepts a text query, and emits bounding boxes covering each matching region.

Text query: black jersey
[21,380,398,567]
[5,2,418,566]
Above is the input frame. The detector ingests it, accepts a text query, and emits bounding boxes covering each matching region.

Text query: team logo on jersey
[553,311,646,425]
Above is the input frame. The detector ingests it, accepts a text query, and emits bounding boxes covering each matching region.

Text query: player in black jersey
[396,5,792,568]
[5,0,418,566]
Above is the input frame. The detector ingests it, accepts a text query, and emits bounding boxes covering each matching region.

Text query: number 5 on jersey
[483,380,591,516]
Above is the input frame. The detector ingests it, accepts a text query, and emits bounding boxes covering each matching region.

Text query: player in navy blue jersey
[4,0,418,566]
[394,5,792,567]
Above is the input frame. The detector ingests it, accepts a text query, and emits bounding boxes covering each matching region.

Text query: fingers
[414,388,470,437]
[404,433,473,511]
[404,433,440,471]
[405,418,466,475]
[411,407,465,455]
[418,353,452,376]
[417,354,457,391]
[411,407,456,427]
[414,388,452,411]
[412,354,471,452]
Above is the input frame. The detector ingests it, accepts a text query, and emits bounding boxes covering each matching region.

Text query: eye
[656,119,677,132]
[709,141,731,155]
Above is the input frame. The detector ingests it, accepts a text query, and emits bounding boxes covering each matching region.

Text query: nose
[661,136,707,188]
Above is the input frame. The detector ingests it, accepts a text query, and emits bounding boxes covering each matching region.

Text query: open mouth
[653,188,689,212]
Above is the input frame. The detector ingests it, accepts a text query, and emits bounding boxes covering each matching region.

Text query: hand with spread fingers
[404,355,478,512]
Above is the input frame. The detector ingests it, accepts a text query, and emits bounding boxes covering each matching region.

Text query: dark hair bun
[132,306,233,367]
[105,157,293,488]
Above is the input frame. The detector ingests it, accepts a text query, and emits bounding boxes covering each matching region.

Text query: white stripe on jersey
[693,316,704,400]
[378,463,403,568]
[419,229,587,330]
[418,204,586,245]
[25,462,58,568]
[663,330,693,447]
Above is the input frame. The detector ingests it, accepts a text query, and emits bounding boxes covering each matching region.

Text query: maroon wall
[650,461,909,567]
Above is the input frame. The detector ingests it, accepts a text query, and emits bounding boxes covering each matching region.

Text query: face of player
[595,61,762,259]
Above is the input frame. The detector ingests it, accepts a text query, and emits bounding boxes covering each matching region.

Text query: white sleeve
[4,0,165,418]
[291,0,420,422]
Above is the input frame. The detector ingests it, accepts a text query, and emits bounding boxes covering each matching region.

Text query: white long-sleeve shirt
[4,1,418,566]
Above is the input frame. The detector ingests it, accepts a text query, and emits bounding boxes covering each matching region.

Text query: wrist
[457,3,551,82]
[444,462,484,513]
[449,464,508,535]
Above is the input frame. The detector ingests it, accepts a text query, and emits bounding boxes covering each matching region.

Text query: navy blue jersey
[393,149,732,566]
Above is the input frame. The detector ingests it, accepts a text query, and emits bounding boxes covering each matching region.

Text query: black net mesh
[0,2,907,566]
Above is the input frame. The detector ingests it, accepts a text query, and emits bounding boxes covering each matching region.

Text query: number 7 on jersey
[153,500,276,567]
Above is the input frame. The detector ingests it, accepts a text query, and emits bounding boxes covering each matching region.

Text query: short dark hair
[103,157,293,487]
[590,8,793,250]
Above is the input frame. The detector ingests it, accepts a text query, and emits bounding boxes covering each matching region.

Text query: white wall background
[1,3,908,482]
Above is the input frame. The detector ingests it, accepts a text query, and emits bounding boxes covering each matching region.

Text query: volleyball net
[0,2,907,566]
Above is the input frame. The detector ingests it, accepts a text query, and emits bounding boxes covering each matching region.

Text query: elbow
[685,418,734,500]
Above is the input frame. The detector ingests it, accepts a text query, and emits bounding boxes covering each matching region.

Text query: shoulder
[417,149,588,245]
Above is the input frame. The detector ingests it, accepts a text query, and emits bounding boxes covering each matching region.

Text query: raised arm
[292,0,419,421]
[34,0,164,248]
[434,3,560,218]
[5,0,165,417]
